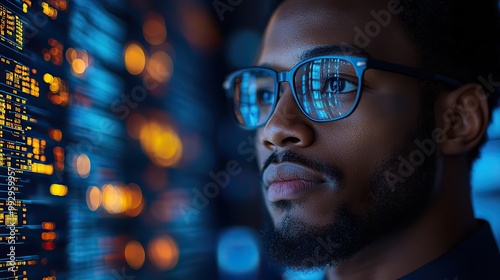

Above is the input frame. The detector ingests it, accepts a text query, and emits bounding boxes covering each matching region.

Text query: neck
[326,156,478,280]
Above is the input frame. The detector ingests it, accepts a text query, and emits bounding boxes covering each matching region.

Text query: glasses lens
[231,70,276,128]
[294,58,359,121]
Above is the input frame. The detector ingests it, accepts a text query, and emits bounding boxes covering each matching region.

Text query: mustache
[261,150,343,183]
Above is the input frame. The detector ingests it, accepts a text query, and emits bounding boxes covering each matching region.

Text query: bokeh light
[145,50,173,83]
[124,42,146,75]
[217,227,259,275]
[49,129,63,142]
[143,12,167,45]
[125,240,146,270]
[147,235,179,270]
[99,183,144,215]
[50,184,68,197]
[76,154,91,178]
[124,183,144,217]
[101,184,126,214]
[139,120,183,167]
[86,186,102,211]
[71,58,86,74]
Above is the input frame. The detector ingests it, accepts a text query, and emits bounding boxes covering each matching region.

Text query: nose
[259,83,315,150]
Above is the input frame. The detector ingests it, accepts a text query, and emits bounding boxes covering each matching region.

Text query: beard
[259,102,437,271]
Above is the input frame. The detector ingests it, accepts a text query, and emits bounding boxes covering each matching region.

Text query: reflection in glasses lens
[294,58,358,121]
[233,70,276,128]
[230,58,360,128]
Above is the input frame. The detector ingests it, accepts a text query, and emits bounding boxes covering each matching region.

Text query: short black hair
[398,0,500,165]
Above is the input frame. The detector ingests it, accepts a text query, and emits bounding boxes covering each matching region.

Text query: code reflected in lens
[294,58,359,120]
[232,70,276,128]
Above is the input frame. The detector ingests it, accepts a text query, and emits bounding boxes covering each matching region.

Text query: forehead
[257,0,419,70]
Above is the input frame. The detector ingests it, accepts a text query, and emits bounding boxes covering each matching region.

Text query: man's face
[256,0,437,268]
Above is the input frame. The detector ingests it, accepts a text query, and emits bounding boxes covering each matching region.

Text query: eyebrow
[300,44,371,60]
[257,44,371,68]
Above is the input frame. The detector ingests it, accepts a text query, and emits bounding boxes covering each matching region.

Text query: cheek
[315,90,420,206]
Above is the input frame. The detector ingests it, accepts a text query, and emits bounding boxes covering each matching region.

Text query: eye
[323,76,358,95]
[258,89,274,105]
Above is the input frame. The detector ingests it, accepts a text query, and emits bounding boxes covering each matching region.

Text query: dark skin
[255,0,490,279]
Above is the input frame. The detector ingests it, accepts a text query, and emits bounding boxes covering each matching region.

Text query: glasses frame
[224,55,462,129]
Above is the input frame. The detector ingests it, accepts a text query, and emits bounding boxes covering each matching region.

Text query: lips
[263,162,327,202]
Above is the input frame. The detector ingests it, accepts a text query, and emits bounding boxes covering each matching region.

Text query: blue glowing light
[283,269,325,280]
[217,227,260,275]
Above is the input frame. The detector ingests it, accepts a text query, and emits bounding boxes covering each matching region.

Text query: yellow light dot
[43,73,53,83]
[148,235,179,270]
[86,186,101,211]
[50,184,68,197]
[49,82,59,93]
[76,154,91,178]
[139,121,183,167]
[124,43,146,75]
[102,184,128,214]
[72,58,87,74]
[125,240,145,270]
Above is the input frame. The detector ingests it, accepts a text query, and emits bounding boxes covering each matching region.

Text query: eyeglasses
[223,55,462,129]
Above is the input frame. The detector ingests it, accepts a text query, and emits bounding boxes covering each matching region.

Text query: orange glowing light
[102,184,124,214]
[125,240,145,270]
[124,43,146,75]
[49,82,59,93]
[124,183,143,217]
[127,183,143,209]
[41,231,56,241]
[76,154,91,178]
[125,200,143,217]
[42,222,56,230]
[86,186,102,211]
[139,121,183,167]
[148,235,179,270]
[65,48,76,62]
[53,146,63,155]
[42,241,55,250]
[51,95,61,105]
[50,129,62,142]
[143,13,167,45]
[72,58,86,74]
[59,0,67,11]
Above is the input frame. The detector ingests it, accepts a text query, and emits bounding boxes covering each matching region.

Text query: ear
[434,83,490,155]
